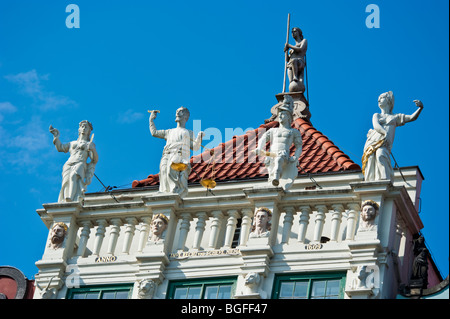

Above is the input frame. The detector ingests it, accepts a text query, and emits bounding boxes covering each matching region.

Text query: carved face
[175,107,189,124]
[78,122,91,139]
[291,28,302,40]
[151,217,167,237]
[361,205,377,222]
[254,210,270,230]
[378,92,393,113]
[51,224,66,245]
[278,110,291,125]
[245,272,260,285]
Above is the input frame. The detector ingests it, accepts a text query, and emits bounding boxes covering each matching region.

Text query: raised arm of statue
[404,100,424,123]
[49,125,70,153]
[149,111,167,139]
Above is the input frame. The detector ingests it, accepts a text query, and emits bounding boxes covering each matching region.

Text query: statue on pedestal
[149,107,203,198]
[362,92,423,181]
[256,95,302,189]
[49,120,98,203]
[284,27,308,93]
[410,236,429,288]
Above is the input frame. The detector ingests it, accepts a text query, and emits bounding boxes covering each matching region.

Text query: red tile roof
[132,118,361,188]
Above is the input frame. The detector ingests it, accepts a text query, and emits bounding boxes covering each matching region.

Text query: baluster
[137,216,152,252]
[223,210,239,248]
[107,218,122,255]
[239,208,253,246]
[122,217,137,254]
[281,207,295,244]
[313,205,327,242]
[208,211,224,249]
[192,212,208,249]
[176,213,192,251]
[346,203,360,241]
[330,204,344,242]
[93,219,107,256]
[297,205,311,243]
[77,220,92,257]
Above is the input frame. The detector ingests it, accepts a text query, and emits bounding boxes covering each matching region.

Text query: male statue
[255,95,302,189]
[149,107,203,198]
[284,27,308,92]
[249,207,272,238]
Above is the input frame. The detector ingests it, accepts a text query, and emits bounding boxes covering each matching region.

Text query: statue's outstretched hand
[49,125,60,138]
[413,100,423,109]
[149,110,159,121]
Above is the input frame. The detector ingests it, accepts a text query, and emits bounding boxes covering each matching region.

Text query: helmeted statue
[255,95,302,189]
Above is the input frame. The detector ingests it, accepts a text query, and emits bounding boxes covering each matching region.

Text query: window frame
[66,283,133,299]
[166,277,237,299]
[272,272,346,299]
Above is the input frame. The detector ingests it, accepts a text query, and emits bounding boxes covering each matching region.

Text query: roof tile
[132,118,361,188]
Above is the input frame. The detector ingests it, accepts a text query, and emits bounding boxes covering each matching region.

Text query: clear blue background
[0,0,448,281]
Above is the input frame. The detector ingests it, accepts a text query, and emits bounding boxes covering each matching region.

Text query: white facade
[33,166,424,299]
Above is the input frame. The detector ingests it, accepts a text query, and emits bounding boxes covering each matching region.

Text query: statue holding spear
[283,14,308,93]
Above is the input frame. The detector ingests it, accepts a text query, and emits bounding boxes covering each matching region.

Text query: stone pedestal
[34,201,82,299]
[266,92,310,123]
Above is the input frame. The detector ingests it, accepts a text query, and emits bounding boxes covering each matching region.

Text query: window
[232,218,242,248]
[67,284,133,299]
[167,277,236,299]
[273,273,345,299]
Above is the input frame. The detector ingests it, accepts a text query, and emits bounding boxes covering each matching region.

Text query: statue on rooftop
[49,120,98,203]
[362,91,423,182]
[284,27,308,93]
[255,95,302,189]
[149,107,203,198]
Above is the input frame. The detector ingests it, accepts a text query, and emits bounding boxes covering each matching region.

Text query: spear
[282,13,291,93]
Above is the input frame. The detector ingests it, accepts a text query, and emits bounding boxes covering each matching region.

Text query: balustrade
[297,205,311,243]
[64,200,363,261]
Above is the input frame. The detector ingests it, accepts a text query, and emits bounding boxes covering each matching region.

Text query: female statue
[362,91,423,181]
[49,120,98,202]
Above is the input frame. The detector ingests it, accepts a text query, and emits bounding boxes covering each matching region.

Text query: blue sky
[0,0,448,280]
